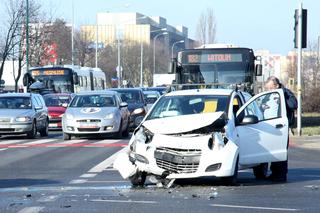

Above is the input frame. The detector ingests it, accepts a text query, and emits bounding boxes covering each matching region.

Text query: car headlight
[59,114,64,118]
[104,113,114,119]
[65,113,74,120]
[133,108,144,115]
[15,116,32,122]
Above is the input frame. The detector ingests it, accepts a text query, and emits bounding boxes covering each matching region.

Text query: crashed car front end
[114,112,239,182]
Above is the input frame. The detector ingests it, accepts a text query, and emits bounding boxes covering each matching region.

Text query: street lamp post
[26,0,29,71]
[153,32,168,86]
[171,40,184,59]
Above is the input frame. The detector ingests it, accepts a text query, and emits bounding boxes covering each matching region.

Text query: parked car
[109,88,147,129]
[142,90,161,111]
[43,93,74,129]
[0,93,49,138]
[62,91,130,140]
[114,88,289,186]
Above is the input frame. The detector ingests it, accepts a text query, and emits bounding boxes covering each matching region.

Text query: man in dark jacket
[264,76,298,182]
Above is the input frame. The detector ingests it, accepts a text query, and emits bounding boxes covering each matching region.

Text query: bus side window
[79,76,83,87]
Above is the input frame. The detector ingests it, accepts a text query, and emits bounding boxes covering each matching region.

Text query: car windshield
[69,94,115,107]
[116,90,143,104]
[44,95,71,107]
[144,94,159,104]
[147,95,229,120]
[0,97,32,109]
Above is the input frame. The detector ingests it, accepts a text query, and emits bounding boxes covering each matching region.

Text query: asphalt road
[0,132,319,213]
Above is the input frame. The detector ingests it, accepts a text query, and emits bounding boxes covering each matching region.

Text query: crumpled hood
[142,111,226,134]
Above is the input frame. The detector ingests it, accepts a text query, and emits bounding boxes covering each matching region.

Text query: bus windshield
[32,75,73,93]
[180,63,252,86]
[178,48,255,88]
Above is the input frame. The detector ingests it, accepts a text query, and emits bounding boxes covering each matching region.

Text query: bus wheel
[63,132,71,140]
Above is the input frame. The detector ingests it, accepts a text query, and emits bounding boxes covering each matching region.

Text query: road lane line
[80,173,97,178]
[87,147,128,173]
[22,138,59,145]
[37,195,59,202]
[93,139,124,144]
[87,180,129,183]
[90,199,157,204]
[17,207,45,213]
[210,204,299,211]
[0,148,8,151]
[69,179,88,184]
[0,139,27,144]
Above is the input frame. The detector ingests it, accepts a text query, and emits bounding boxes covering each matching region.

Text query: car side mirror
[120,102,128,108]
[62,103,68,108]
[238,115,259,125]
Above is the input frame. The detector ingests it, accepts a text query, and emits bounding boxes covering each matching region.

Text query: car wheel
[115,120,123,139]
[130,171,146,186]
[221,156,239,186]
[253,163,268,180]
[63,132,71,140]
[40,119,49,137]
[26,121,37,139]
[122,121,130,138]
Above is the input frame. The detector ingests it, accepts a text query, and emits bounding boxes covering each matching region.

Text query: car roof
[164,89,234,96]
[143,90,160,95]
[0,92,32,98]
[43,93,73,97]
[109,88,143,92]
[76,90,118,96]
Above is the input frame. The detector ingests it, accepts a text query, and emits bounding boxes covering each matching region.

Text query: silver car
[62,91,130,140]
[0,93,49,138]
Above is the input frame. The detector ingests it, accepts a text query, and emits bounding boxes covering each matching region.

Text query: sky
[3,0,320,55]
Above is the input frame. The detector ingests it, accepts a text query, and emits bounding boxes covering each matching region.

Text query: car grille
[77,119,101,123]
[0,128,15,132]
[77,127,100,132]
[156,159,199,174]
[155,147,201,174]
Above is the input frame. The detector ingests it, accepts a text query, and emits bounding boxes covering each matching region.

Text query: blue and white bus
[23,65,106,93]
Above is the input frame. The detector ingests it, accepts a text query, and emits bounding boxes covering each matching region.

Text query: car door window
[243,92,280,122]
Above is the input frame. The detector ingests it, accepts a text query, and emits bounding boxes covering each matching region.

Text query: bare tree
[196,8,217,45]
[0,0,25,83]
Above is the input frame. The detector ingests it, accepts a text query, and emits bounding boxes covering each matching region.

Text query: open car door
[235,89,288,165]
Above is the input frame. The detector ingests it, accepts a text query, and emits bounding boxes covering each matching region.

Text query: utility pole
[26,0,29,71]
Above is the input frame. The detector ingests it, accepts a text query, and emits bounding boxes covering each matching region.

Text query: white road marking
[17,207,45,213]
[87,147,128,173]
[37,195,59,202]
[69,179,88,184]
[48,139,87,146]
[80,173,97,178]
[87,180,129,183]
[90,199,157,204]
[0,139,27,144]
[210,204,299,211]
[0,148,8,151]
[93,139,123,144]
[22,138,57,145]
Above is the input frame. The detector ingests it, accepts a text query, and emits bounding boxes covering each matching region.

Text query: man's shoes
[267,174,287,182]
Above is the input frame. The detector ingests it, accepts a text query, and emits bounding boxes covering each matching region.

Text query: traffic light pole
[297,3,302,136]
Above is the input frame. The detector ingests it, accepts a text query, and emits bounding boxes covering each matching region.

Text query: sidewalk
[290,135,320,150]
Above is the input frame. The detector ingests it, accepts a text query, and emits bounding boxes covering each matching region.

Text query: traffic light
[294,9,307,48]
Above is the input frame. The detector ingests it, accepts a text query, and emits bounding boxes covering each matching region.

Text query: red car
[43,93,73,129]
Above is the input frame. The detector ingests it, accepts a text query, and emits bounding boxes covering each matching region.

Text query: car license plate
[49,123,58,127]
[80,124,98,128]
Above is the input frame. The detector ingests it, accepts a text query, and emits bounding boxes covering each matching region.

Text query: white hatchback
[114,88,288,186]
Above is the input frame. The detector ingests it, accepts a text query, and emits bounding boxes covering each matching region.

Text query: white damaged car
[114,88,289,186]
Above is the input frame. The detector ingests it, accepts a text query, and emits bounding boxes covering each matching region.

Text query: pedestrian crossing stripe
[0,138,128,149]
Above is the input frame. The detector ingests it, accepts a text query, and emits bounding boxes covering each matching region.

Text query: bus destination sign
[186,53,242,64]
[31,69,67,76]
